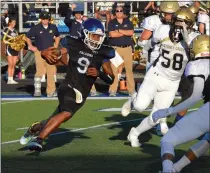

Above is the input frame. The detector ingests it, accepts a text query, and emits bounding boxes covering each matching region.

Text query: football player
[152,34,209,123]
[19,18,120,151]
[152,34,210,172]
[198,1,209,35]
[138,1,180,71]
[159,102,209,173]
[121,8,200,147]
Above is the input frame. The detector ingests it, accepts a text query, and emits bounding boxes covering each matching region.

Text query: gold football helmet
[190,35,210,59]
[159,1,180,24]
[160,1,180,13]
[175,8,195,29]
[188,5,199,15]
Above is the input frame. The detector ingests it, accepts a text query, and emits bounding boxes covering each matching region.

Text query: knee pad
[133,100,147,112]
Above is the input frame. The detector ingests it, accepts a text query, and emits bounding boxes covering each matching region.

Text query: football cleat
[121,98,132,117]
[28,137,43,152]
[127,127,141,147]
[20,122,41,145]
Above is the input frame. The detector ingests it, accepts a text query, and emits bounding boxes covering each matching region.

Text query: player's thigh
[133,77,158,111]
[57,83,85,116]
[163,106,209,147]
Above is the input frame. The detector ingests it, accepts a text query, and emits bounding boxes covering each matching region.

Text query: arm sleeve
[169,77,204,114]
[198,13,208,24]
[142,16,158,31]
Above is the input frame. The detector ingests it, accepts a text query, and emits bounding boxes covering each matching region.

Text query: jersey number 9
[77,57,90,74]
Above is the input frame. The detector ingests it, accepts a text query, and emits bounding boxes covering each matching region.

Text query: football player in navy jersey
[20,18,119,152]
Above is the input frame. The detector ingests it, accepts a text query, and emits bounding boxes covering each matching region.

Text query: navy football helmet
[82,18,105,50]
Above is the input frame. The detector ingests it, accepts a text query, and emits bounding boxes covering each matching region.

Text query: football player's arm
[139,29,152,41]
[199,23,205,34]
[152,77,204,123]
[100,61,115,85]
[169,77,204,114]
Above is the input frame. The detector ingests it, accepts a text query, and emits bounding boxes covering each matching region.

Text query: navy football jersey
[64,36,115,97]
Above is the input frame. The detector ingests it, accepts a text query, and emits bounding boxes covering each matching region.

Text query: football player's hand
[86,67,99,77]
[41,47,61,65]
[152,108,172,123]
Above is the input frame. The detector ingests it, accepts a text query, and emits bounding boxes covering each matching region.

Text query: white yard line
[1,100,32,105]
[1,96,182,101]
[2,118,144,145]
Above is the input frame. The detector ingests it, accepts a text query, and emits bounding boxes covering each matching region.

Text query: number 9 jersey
[152,24,200,81]
[63,36,115,98]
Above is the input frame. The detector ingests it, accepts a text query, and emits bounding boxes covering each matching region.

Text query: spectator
[2,18,19,84]
[26,11,61,97]
[108,4,135,96]
[64,3,84,37]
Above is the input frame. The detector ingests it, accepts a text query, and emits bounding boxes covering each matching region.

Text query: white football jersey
[142,15,162,32]
[177,0,193,7]
[152,25,199,81]
[185,59,210,82]
[142,15,162,63]
[198,13,210,35]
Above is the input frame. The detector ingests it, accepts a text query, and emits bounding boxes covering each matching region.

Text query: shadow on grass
[2,153,209,173]
[18,128,90,155]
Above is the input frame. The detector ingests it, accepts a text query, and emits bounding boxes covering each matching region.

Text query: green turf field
[1,99,209,173]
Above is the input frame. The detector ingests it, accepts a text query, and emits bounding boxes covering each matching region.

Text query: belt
[112,45,130,48]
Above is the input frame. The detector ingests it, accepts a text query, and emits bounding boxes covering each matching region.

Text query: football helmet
[159,1,180,24]
[82,18,105,50]
[190,35,210,59]
[171,8,195,42]
[188,5,199,16]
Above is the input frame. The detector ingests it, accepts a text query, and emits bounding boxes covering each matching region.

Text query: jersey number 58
[161,49,184,71]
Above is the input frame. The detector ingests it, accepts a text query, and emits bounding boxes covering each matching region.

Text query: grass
[1,99,209,173]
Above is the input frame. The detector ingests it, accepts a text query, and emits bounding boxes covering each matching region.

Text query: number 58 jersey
[152,25,200,81]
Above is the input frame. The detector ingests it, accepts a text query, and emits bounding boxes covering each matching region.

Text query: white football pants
[133,66,180,120]
[161,102,210,156]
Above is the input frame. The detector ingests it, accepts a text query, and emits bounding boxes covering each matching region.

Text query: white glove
[152,107,173,123]
[180,22,190,44]
[140,49,149,60]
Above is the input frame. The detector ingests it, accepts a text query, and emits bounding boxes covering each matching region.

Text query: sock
[162,160,174,172]
[173,155,191,172]
[135,117,154,136]
[8,77,13,81]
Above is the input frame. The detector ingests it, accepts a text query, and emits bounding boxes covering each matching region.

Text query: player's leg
[20,106,62,145]
[121,67,158,117]
[27,83,86,151]
[126,72,158,147]
[160,103,209,172]
[173,133,210,172]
